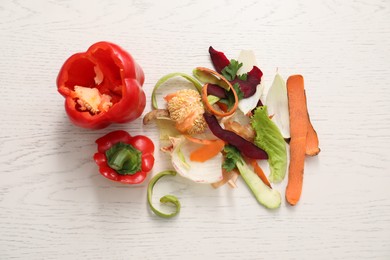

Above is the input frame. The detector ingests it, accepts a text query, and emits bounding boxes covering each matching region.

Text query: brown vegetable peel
[304,92,321,156]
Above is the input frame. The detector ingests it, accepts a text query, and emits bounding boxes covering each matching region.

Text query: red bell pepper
[93,130,155,184]
[57,41,146,129]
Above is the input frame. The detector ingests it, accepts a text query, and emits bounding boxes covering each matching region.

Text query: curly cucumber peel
[147,170,181,218]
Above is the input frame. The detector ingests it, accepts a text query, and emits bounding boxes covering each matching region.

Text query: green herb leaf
[222,145,242,172]
[221,59,243,81]
[218,83,244,110]
[232,83,244,100]
[237,73,248,81]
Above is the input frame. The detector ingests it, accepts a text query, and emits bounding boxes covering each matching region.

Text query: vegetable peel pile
[56,42,320,219]
[145,46,320,218]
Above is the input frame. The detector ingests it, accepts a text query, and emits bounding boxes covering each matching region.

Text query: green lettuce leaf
[251,106,287,183]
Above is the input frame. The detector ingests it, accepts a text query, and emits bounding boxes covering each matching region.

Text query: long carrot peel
[190,139,225,162]
[202,83,238,117]
[195,67,239,117]
[304,92,320,156]
[249,159,272,188]
[184,135,216,145]
[285,75,308,206]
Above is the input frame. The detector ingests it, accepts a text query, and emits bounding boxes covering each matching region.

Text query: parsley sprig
[222,145,242,172]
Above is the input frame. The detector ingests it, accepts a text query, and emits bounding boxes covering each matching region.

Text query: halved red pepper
[57,41,145,129]
[93,130,155,184]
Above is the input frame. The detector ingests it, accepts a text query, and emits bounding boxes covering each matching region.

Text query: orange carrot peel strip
[189,139,226,163]
[202,83,238,117]
[249,159,272,188]
[285,75,309,206]
[194,67,239,117]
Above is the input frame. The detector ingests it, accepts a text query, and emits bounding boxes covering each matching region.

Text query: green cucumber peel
[224,145,281,209]
[207,95,220,105]
[147,170,181,218]
[192,68,230,90]
[152,73,202,109]
[251,106,287,183]
[236,159,281,209]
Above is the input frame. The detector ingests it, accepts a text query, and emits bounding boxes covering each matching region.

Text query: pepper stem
[109,149,134,170]
[106,142,142,175]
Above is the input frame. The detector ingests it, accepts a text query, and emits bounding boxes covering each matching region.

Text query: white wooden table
[1,0,389,259]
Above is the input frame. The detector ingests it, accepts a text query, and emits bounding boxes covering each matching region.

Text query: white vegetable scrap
[265,73,290,139]
[236,50,265,115]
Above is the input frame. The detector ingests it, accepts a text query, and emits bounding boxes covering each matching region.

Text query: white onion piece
[236,50,265,115]
[171,138,223,183]
[237,50,257,75]
[238,83,264,115]
[265,73,290,138]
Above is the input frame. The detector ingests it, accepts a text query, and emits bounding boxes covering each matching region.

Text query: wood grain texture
[1,0,389,259]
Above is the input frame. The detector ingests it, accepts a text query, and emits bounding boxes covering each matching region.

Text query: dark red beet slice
[209,46,230,74]
[231,66,263,98]
[207,84,227,98]
[203,113,268,160]
[209,46,263,99]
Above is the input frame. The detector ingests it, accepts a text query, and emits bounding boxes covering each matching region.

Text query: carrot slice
[285,75,308,206]
[249,159,272,188]
[216,101,228,112]
[164,93,176,102]
[174,110,197,133]
[189,139,225,162]
[304,92,320,156]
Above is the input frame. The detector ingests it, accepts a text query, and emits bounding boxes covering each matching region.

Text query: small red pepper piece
[93,130,155,184]
[57,41,146,129]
